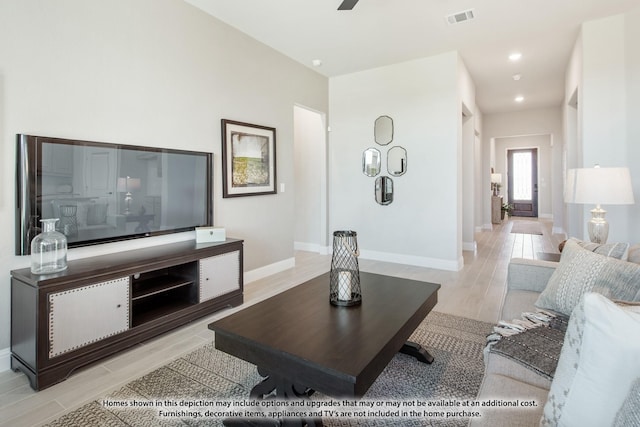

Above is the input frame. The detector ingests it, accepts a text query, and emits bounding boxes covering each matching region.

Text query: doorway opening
[507,148,538,217]
[293,105,328,253]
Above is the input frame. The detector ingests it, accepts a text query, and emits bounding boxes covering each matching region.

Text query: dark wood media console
[11,238,243,390]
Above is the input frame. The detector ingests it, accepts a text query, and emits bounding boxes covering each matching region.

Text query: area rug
[45,312,493,427]
[510,221,543,235]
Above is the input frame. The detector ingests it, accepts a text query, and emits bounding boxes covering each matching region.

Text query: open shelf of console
[10,238,243,390]
[131,275,195,301]
[130,263,199,326]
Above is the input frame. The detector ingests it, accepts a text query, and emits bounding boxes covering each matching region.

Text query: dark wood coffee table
[208,271,440,425]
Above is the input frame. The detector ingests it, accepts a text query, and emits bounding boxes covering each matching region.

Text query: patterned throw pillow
[628,244,640,265]
[572,237,629,260]
[86,202,108,225]
[540,293,640,426]
[614,377,640,427]
[535,239,640,316]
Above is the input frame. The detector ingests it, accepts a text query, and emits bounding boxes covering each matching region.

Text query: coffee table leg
[222,368,322,427]
[400,341,434,364]
[250,367,315,400]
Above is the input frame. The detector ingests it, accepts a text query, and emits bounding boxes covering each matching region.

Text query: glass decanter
[31,218,68,274]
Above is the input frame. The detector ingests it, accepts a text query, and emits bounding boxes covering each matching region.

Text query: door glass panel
[513,152,532,200]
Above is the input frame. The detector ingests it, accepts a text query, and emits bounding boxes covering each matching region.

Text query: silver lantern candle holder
[330,230,362,306]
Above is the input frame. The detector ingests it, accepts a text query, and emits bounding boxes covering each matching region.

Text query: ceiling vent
[446,9,475,25]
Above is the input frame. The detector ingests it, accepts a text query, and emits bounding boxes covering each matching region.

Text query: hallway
[354,218,563,323]
[245,217,563,325]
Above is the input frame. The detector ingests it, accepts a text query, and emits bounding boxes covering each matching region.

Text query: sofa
[45,197,126,237]
[471,239,640,427]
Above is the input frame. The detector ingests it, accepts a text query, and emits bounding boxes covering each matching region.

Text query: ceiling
[185,0,640,114]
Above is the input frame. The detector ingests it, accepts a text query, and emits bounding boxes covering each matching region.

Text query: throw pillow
[540,293,640,426]
[613,377,640,427]
[628,244,640,265]
[86,203,108,226]
[572,237,629,260]
[535,239,640,316]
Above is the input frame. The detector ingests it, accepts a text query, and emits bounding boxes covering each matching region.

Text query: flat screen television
[16,134,213,255]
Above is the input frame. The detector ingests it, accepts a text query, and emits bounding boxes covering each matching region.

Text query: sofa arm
[507,258,558,293]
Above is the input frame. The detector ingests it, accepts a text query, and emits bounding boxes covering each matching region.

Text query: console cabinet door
[199,251,240,302]
[48,277,130,358]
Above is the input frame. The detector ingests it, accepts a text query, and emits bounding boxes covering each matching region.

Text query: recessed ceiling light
[515,96,524,102]
[509,52,522,61]
[312,59,323,67]
[512,73,522,81]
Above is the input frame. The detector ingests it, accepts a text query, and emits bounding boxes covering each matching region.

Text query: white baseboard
[463,241,477,254]
[244,257,296,284]
[482,223,494,231]
[0,347,10,373]
[294,241,319,252]
[293,241,330,255]
[244,242,468,286]
[295,244,463,270]
[360,249,463,272]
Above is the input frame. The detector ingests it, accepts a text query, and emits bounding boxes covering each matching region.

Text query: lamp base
[588,206,609,244]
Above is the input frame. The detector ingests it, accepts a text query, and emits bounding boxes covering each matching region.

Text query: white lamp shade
[491,173,502,184]
[565,167,634,205]
[128,178,141,191]
[117,178,127,192]
[117,177,141,192]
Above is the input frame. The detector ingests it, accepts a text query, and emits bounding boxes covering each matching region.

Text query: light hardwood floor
[0,218,563,427]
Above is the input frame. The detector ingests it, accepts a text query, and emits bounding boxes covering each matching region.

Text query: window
[512,151,532,200]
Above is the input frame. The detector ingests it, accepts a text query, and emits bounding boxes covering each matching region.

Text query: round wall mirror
[374,116,393,146]
[388,146,407,176]
[375,176,393,205]
[362,148,381,177]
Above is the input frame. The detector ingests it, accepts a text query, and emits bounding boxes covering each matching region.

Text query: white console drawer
[48,278,130,358]
[199,251,240,302]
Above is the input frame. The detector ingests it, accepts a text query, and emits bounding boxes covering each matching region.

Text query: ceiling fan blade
[338,0,359,10]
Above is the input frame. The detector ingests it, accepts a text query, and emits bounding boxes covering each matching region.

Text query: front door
[507,148,538,217]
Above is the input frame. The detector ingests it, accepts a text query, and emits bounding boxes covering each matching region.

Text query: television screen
[16,134,213,255]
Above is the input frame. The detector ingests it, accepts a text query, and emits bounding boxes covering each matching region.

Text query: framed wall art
[221,119,277,198]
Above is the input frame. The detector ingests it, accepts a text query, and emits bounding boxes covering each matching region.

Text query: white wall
[329,53,463,270]
[563,32,584,239]
[563,10,640,243]
[625,7,640,243]
[474,112,484,233]
[582,15,627,167]
[458,58,478,252]
[482,107,563,230]
[0,0,327,365]
[294,105,327,252]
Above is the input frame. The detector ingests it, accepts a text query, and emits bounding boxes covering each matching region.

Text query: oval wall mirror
[362,148,381,177]
[375,176,394,205]
[374,116,393,146]
[388,146,407,176]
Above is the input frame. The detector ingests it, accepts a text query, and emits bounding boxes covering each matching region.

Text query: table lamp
[117,176,141,215]
[491,173,502,196]
[565,166,634,243]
